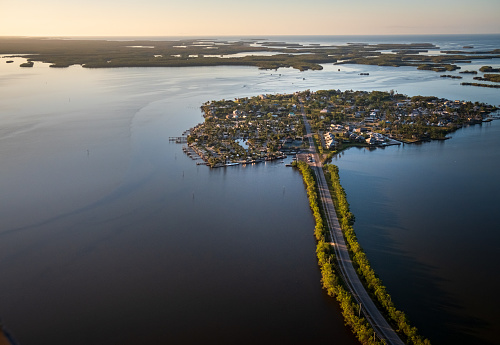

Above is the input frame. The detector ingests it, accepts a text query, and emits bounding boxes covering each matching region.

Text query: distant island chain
[2,37,500,89]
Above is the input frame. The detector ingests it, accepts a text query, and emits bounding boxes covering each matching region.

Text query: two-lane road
[299,102,404,345]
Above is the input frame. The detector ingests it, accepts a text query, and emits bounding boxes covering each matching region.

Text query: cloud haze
[2,0,499,36]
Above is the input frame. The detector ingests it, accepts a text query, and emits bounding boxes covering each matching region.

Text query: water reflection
[0,61,362,345]
[335,122,500,344]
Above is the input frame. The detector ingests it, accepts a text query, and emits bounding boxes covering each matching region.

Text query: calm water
[0,35,499,345]
[334,120,500,345]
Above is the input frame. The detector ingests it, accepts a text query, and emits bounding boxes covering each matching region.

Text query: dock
[182,146,203,161]
[169,136,187,143]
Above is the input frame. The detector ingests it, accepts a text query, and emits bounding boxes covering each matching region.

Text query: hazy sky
[2,0,499,36]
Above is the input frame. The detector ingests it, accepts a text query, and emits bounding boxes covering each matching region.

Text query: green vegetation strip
[294,161,382,345]
[325,164,431,345]
[461,82,500,89]
[295,161,431,345]
[312,134,323,154]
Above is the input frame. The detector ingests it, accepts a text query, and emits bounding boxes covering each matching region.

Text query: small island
[440,74,462,79]
[479,65,500,72]
[461,82,500,89]
[183,89,497,167]
[474,74,500,82]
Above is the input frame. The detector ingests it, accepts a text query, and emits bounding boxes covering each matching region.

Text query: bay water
[0,35,499,344]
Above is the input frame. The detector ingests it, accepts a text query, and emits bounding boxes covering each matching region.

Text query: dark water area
[0,60,361,345]
[1,34,499,345]
[334,120,500,345]
[1,160,359,345]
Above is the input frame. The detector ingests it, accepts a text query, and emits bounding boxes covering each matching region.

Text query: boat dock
[169,136,187,143]
[182,146,204,162]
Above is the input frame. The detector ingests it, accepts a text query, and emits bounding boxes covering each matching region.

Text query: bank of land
[185,89,497,167]
[2,37,500,76]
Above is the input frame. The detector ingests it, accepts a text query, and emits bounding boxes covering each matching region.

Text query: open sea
[0,35,499,345]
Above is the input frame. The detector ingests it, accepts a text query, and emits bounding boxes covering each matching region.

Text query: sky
[2,0,500,37]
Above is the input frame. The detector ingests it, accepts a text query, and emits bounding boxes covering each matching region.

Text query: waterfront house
[366,137,377,145]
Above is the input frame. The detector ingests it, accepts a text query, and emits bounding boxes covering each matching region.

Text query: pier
[169,136,187,143]
[183,145,207,165]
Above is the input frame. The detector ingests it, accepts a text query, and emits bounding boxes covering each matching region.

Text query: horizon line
[2,33,500,38]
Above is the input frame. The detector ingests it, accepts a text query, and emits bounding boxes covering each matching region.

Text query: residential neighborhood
[183,89,498,167]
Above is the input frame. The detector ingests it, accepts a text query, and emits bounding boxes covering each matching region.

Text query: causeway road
[300,102,405,345]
